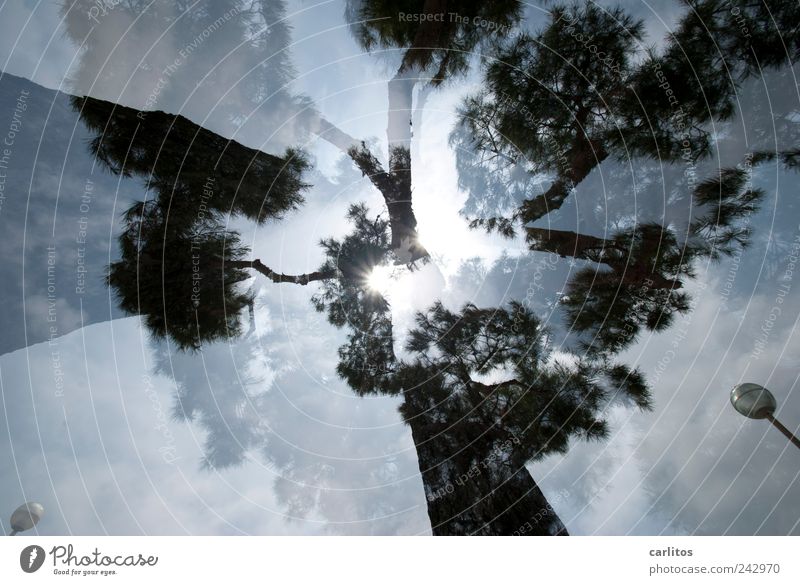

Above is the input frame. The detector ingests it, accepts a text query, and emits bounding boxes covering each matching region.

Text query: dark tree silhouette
[108,200,253,351]
[311,204,398,395]
[674,0,800,74]
[59,0,800,536]
[345,0,522,84]
[324,296,652,533]
[310,209,651,534]
[72,95,309,224]
[107,194,336,350]
[396,302,651,535]
[72,94,332,350]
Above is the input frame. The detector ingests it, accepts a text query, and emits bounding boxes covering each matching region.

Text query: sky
[0,0,798,535]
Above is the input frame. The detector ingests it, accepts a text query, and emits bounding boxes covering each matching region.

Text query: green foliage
[398,301,652,464]
[454,4,646,183]
[453,1,797,230]
[108,200,253,351]
[311,203,396,395]
[678,0,800,74]
[561,266,692,355]
[555,157,766,353]
[312,203,393,325]
[690,168,765,259]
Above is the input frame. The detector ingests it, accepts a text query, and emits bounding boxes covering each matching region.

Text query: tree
[60,0,800,535]
[311,204,398,395]
[310,210,651,534]
[107,193,337,350]
[108,199,253,351]
[323,0,526,261]
[455,1,794,232]
[320,282,652,533]
[75,94,334,350]
[345,0,522,84]
[72,95,309,224]
[547,162,765,355]
[63,0,431,261]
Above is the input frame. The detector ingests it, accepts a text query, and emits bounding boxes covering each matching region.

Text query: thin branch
[229,259,336,285]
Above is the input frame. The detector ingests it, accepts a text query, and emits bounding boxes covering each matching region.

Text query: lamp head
[731,383,777,419]
[10,502,44,533]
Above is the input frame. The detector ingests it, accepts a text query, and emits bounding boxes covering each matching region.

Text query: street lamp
[731,383,800,449]
[8,502,45,536]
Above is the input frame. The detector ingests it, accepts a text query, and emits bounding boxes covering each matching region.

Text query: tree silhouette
[312,0,525,262]
[455,1,794,232]
[310,210,651,534]
[674,0,800,74]
[547,163,765,355]
[108,199,253,351]
[73,95,334,350]
[57,0,800,535]
[72,95,309,224]
[396,301,650,535]
[345,0,522,84]
[107,193,337,350]
[311,204,398,395]
[320,281,652,533]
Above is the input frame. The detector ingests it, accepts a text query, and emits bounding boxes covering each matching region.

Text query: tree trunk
[311,113,428,263]
[403,392,568,536]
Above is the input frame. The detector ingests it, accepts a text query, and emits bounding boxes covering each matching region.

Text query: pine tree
[455,1,795,231]
[72,95,309,224]
[312,210,651,534]
[345,0,522,84]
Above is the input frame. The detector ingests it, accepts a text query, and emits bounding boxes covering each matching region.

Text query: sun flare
[367,265,395,295]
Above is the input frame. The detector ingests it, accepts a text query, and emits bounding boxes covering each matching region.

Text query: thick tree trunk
[403,392,568,536]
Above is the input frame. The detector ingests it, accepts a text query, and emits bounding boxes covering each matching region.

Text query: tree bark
[526,226,616,261]
[311,113,428,263]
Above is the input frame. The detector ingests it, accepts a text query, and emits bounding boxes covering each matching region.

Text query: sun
[367,265,395,295]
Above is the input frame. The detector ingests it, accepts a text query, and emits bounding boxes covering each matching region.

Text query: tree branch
[229,259,336,285]
[520,140,608,223]
[526,226,615,262]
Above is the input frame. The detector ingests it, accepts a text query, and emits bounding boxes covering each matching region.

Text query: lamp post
[731,383,800,449]
[8,502,45,536]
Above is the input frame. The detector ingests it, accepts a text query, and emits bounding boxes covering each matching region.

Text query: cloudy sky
[0,0,798,535]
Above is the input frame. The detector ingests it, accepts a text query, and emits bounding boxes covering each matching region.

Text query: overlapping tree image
[65,0,798,534]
